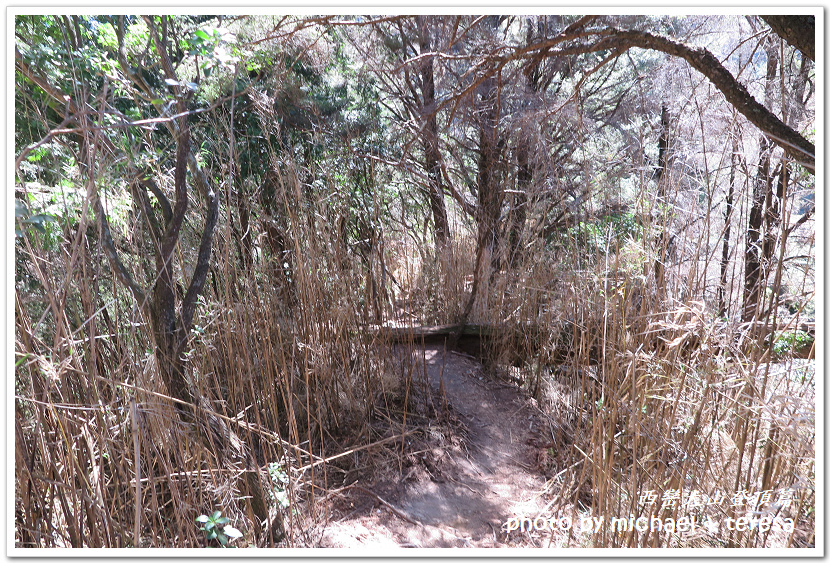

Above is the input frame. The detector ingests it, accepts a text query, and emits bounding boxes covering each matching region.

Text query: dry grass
[14,144,394,547]
[14,109,814,551]
[425,169,816,548]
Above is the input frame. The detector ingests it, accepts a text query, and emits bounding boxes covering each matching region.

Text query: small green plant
[567,211,645,256]
[772,330,814,357]
[267,462,290,509]
[196,511,243,547]
[15,199,57,238]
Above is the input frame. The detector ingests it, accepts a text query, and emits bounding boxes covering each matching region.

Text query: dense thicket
[14,14,815,548]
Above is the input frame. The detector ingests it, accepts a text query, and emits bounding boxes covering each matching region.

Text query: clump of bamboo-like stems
[14,115,396,547]
[439,155,815,548]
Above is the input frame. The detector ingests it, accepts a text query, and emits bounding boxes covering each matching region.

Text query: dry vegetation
[15,160,815,549]
[14,14,815,549]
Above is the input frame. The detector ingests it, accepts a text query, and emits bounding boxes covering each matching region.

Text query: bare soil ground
[314,344,555,548]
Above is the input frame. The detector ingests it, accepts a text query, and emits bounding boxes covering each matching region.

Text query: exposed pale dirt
[316,344,555,548]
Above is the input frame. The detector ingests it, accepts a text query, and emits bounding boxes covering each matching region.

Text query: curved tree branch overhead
[515,25,815,172]
[597,28,815,172]
[761,15,815,61]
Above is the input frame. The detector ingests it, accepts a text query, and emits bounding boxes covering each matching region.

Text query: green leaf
[15,353,31,368]
[194,29,211,40]
[203,521,215,531]
[94,21,118,50]
[28,213,57,224]
[216,516,229,525]
[26,146,48,162]
[211,510,222,520]
[206,529,217,540]
[15,200,29,218]
[217,534,228,546]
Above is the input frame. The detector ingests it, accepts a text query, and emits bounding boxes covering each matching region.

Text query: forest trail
[317,344,554,548]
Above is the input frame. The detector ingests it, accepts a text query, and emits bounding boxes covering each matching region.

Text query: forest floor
[314,344,558,548]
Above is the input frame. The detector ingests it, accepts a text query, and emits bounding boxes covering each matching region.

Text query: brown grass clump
[433,171,816,548]
[14,143,395,547]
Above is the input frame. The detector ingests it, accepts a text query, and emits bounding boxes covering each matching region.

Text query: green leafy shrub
[570,211,644,255]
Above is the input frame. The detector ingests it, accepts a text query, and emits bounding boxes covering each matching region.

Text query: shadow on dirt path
[317,344,554,548]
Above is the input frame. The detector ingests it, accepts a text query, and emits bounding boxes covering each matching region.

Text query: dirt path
[317,344,553,548]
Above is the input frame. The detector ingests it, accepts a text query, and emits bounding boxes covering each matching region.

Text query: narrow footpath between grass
[318,344,555,548]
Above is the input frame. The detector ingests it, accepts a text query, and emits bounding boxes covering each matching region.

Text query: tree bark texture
[742,36,779,323]
[654,105,671,291]
[416,16,450,249]
[509,138,530,268]
[718,126,739,317]
[475,18,505,274]
[761,15,815,61]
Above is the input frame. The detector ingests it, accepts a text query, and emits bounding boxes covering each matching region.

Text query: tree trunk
[475,17,505,275]
[654,104,670,292]
[743,143,772,323]
[742,36,779,323]
[416,15,450,250]
[508,139,530,268]
[476,79,503,274]
[143,18,281,536]
[718,124,738,317]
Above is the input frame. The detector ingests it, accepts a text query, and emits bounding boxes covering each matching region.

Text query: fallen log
[372,323,500,341]
[369,322,576,365]
[371,323,502,359]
